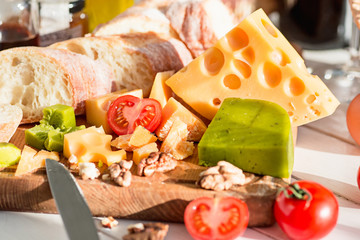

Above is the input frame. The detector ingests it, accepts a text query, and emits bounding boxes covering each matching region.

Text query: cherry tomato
[107,95,162,135]
[274,180,338,240]
[184,197,249,240]
[347,94,360,145]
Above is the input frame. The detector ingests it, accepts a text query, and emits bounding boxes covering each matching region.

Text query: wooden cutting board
[0,118,288,227]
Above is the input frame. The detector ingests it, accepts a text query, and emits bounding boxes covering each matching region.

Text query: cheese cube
[166,9,339,126]
[63,126,126,166]
[149,71,174,108]
[160,119,194,160]
[155,98,207,142]
[85,89,143,133]
[132,142,159,165]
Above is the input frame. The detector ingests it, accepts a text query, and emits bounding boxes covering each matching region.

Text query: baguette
[0,47,114,123]
[93,6,179,40]
[50,32,193,96]
[0,104,22,142]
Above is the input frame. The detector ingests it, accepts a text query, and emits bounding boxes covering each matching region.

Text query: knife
[45,158,100,240]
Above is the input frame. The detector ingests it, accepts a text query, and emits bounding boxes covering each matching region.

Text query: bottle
[39,0,89,46]
[0,0,40,51]
[84,0,134,32]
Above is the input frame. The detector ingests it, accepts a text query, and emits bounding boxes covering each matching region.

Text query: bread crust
[51,32,193,96]
[0,104,22,142]
[0,47,114,123]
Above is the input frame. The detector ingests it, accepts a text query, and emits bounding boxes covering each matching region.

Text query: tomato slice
[184,197,249,240]
[107,95,162,135]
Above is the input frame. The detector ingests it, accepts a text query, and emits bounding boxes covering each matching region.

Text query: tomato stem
[281,183,312,201]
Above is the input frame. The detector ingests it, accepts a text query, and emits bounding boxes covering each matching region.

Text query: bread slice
[50,32,193,96]
[164,0,236,57]
[92,6,179,40]
[0,104,22,142]
[0,47,114,123]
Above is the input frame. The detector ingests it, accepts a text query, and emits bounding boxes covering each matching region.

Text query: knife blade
[45,158,100,240]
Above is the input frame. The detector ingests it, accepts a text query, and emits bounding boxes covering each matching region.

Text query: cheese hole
[223,74,241,89]
[261,19,278,38]
[89,153,106,163]
[226,27,249,51]
[306,94,317,104]
[271,49,290,66]
[213,98,221,106]
[290,77,305,96]
[203,47,225,75]
[234,59,251,78]
[288,111,294,117]
[241,47,255,65]
[82,133,105,145]
[310,106,321,116]
[263,62,281,88]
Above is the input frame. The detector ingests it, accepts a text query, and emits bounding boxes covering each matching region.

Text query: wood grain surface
[0,117,289,227]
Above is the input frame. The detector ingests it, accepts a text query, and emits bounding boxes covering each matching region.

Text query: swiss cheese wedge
[166,9,339,126]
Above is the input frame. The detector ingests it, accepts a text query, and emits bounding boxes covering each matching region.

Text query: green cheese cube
[198,98,294,178]
[44,130,65,152]
[41,104,76,130]
[25,124,54,150]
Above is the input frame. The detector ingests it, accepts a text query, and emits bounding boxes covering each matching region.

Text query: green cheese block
[0,142,21,168]
[44,130,65,152]
[41,104,76,130]
[198,98,294,178]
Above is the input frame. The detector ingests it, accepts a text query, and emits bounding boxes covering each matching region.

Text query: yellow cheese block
[149,71,175,108]
[166,9,340,126]
[63,126,126,166]
[129,126,157,148]
[86,89,143,133]
[15,146,59,176]
[155,97,207,142]
[160,119,194,160]
[132,142,159,165]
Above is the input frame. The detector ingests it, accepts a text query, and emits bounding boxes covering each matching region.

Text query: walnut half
[137,152,177,177]
[123,222,169,240]
[108,160,133,187]
[198,161,246,191]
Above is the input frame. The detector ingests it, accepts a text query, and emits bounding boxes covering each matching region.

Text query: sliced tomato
[184,197,249,240]
[107,95,162,135]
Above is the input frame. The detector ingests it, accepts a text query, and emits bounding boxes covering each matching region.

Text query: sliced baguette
[50,32,193,96]
[92,6,179,40]
[0,104,22,142]
[0,47,114,123]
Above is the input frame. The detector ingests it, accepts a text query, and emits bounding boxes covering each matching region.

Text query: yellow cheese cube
[149,71,174,108]
[160,119,194,160]
[166,9,340,126]
[15,146,59,176]
[85,89,143,133]
[155,97,207,142]
[132,142,159,165]
[129,126,157,148]
[63,126,126,166]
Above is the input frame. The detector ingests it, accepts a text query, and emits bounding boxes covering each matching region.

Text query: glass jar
[39,0,89,46]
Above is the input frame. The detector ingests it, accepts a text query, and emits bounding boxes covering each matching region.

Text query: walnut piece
[108,160,133,187]
[101,216,118,229]
[123,222,169,240]
[137,152,177,177]
[198,161,246,191]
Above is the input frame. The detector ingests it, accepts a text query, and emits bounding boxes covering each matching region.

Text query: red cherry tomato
[347,94,360,145]
[107,95,162,135]
[274,180,339,240]
[184,197,249,240]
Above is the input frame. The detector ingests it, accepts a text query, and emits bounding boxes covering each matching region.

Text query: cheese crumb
[79,162,100,180]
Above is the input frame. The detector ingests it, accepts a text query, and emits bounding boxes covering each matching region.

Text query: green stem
[281,183,312,202]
